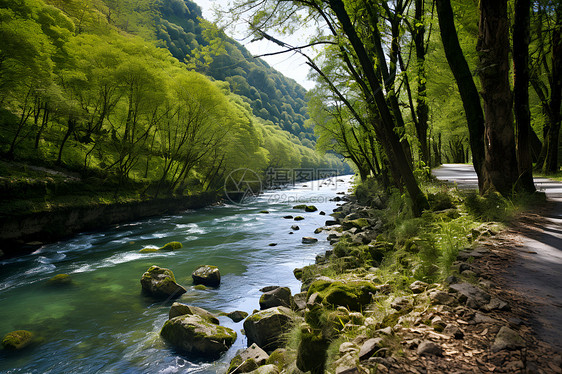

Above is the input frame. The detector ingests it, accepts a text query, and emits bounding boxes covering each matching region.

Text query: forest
[238,0,560,215]
[0,0,346,203]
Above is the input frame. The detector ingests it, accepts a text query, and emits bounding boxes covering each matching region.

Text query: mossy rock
[140,265,186,299]
[292,204,307,210]
[168,303,219,324]
[225,310,248,323]
[293,216,305,221]
[266,348,288,370]
[304,205,318,212]
[194,284,208,290]
[2,330,33,350]
[161,314,236,358]
[296,324,329,374]
[47,273,73,286]
[306,280,377,311]
[139,246,159,253]
[243,307,295,351]
[192,265,221,287]
[260,210,270,214]
[342,218,369,230]
[247,365,279,374]
[159,241,183,251]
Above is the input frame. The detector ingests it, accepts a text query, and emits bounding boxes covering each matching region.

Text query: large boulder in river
[140,266,186,299]
[2,330,34,350]
[161,314,237,358]
[192,265,221,287]
[169,302,219,324]
[259,287,293,310]
[243,306,295,351]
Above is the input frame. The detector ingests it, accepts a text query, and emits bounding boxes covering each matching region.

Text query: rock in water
[159,241,182,251]
[243,307,295,351]
[259,287,293,310]
[47,274,73,286]
[192,265,221,287]
[2,330,33,350]
[304,205,318,212]
[301,237,318,244]
[160,314,236,358]
[140,265,186,299]
[226,310,248,323]
[168,303,219,324]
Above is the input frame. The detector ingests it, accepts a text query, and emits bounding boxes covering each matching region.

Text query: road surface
[433,164,562,350]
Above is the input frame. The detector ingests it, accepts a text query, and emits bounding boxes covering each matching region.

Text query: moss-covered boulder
[159,241,183,251]
[306,280,377,311]
[192,265,221,287]
[47,273,73,286]
[169,303,219,324]
[292,204,307,210]
[259,286,293,310]
[304,205,318,212]
[2,330,33,350]
[266,348,288,370]
[296,324,329,374]
[139,246,159,253]
[243,306,295,352]
[247,365,280,374]
[342,218,369,230]
[140,265,186,299]
[224,310,249,323]
[160,314,236,358]
[140,242,182,253]
[228,343,269,373]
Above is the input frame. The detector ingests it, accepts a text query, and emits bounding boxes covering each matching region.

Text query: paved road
[434,164,562,350]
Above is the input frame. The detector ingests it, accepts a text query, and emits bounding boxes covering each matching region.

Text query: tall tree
[477,0,519,195]
[435,0,485,190]
[513,0,536,192]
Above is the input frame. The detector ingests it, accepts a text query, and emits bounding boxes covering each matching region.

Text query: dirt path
[434,164,562,351]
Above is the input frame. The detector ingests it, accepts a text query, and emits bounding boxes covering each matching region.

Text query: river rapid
[0,175,353,373]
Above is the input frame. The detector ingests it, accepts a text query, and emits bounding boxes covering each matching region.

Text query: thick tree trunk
[477,0,519,195]
[435,0,485,191]
[513,0,536,192]
[543,17,562,173]
[414,0,430,166]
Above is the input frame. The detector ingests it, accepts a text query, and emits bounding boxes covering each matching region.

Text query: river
[0,175,352,373]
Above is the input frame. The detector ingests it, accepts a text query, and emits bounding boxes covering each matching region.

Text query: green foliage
[0,0,348,204]
[464,192,511,222]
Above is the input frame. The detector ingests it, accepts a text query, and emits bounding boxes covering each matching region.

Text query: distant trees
[0,0,347,198]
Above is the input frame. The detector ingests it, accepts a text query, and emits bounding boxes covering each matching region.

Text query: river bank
[225,180,562,373]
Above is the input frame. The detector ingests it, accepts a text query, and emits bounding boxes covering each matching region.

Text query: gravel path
[434,164,562,350]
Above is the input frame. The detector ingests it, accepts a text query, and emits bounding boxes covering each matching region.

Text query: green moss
[47,273,72,286]
[259,210,270,214]
[305,205,318,212]
[159,241,182,251]
[266,348,288,370]
[293,204,307,209]
[2,330,33,350]
[194,284,208,290]
[227,355,243,373]
[139,247,159,253]
[306,280,376,311]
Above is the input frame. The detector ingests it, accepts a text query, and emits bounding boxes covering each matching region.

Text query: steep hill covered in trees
[0,0,347,208]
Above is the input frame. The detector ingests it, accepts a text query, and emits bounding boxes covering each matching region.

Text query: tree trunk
[543,16,562,173]
[513,0,536,192]
[414,0,430,166]
[57,116,77,165]
[435,0,485,191]
[477,0,519,195]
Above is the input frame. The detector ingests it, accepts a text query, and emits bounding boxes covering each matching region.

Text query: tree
[435,0,485,190]
[477,0,519,195]
[513,0,536,192]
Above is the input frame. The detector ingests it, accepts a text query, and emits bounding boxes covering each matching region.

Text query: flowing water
[0,175,352,373]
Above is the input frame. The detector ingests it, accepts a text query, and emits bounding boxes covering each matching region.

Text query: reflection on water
[0,176,352,373]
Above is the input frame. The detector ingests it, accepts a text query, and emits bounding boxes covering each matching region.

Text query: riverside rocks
[2,330,34,350]
[168,302,219,324]
[226,310,249,323]
[301,237,318,244]
[160,314,236,358]
[243,307,295,351]
[192,265,221,287]
[259,287,293,310]
[491,326,526,352]
[140,265,186,299]
[228,343,270,373]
